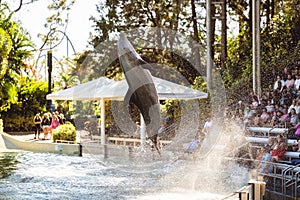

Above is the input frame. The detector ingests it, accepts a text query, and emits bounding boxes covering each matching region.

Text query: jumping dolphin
[117,33,161,154]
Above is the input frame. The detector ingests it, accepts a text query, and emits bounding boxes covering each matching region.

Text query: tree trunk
[221,0,227,69]
[191,0,202,74]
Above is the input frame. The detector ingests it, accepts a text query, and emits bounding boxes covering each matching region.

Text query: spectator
[282,67,289,81]
[295,74,300,90]
[33,113,42,139]
[259,108,270,126]
[271,134,286,162]
[257,146,273,174]
[51,114,60,130]
[271,110,283,127]
[256,147,264,161]
[292,67,299,80]
[294,122,300,141]
[243,106,254,129]
[289,108,299,127]
[251,95,259,109]
[273,75,285,91]
[266,137,275,150]
[279,108,290,127]
[202,117,212,136]
[185,133,201,153]
[283,89,294,106]
[275,104,284,113]
[273,90,282,105]
[296,89,300,103]
[59,113,66,124]
[41,113,51,140]
[285,74,295,89]
[280,86,288,105]
[265,100,275,113]
[288,99,300,114]
[253,112,261,126]
[236,100,245,111]
[246,91,256,105]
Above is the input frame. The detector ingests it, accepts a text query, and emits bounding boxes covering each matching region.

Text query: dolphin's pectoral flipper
[124,89,132,107]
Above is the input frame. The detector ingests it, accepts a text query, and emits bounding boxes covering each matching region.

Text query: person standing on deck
[50,114,60,140]
[41,113,51,140]
[33,113,42,139]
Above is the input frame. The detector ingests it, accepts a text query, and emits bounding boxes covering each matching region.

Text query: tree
[223,0,300,103]
[0,4,34,112]
[88,0,203,83]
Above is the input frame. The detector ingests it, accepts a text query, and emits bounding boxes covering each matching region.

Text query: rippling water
[0,149,249,200]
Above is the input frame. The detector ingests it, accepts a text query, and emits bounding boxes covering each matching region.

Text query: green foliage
[52,122,76,143]
[2,77,48,132]
[0,4,35,112]
[4,115,34,132]
[0,27,12,64]
[18,77,48,115]
[223,0,300,103]
[192,76,207,92]
[87,0,202,83]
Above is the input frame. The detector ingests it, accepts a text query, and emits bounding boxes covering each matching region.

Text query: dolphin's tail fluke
[149,134,161,156]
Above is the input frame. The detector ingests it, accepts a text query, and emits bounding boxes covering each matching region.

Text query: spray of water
[76,27,254,198]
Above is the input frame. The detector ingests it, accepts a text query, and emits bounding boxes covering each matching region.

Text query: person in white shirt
[295,74,300,90]
[265,100,275,113]
[202,117,212,136]
[273,75,285,91]
[288,99,300,114]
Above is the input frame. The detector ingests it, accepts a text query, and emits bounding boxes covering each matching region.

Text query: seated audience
[295,74,300,90]
[288,99,300,114]
[271,110,282,127]
[293,121,300,141]
[265,100,275,114]
[271,134,286,162]
[259,108,270,126]
[289,108,299,127]
[285,74,295,89]
[278,108,290,126]
[257,146,273,174]
[273,75,285,91]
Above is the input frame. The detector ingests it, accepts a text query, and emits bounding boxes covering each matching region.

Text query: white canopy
[46,77,115,101]
[46,76,208,101]
[46,76,207,146]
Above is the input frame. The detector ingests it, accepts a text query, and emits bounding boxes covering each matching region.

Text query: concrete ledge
[0,132,82,156]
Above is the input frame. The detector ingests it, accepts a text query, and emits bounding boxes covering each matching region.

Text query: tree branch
[13,0,23,12]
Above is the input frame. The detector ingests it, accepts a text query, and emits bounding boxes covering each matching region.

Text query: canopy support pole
[100,98,105,145]
[140,114,146,150]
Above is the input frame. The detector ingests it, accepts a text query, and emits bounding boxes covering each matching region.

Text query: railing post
[237,185,251,200]
[248,180,266,200]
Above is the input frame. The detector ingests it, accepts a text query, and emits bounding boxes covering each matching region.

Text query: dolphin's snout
[117,32,130,55]
[117,32,141,59]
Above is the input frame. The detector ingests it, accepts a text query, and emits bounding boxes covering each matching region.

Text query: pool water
[0,149,249,200]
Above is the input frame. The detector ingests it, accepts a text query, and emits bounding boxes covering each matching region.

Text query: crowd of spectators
[230,69,300,132]
[228,67,300,163]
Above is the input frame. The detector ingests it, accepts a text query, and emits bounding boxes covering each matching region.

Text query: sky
[10,0,100,59]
